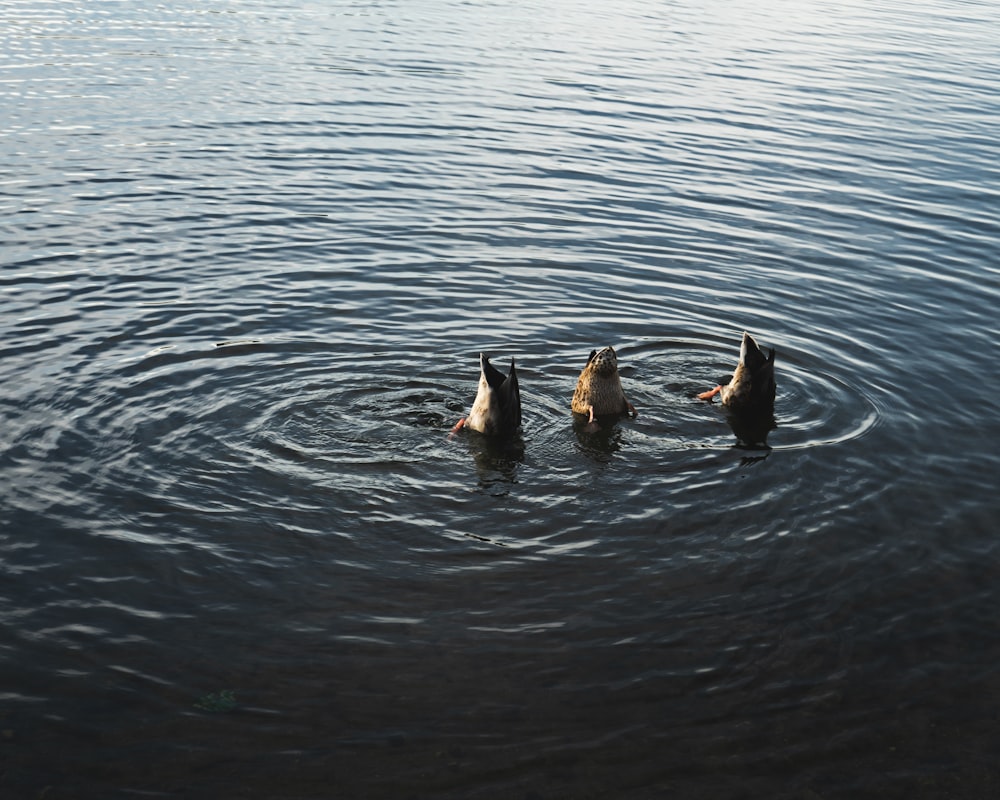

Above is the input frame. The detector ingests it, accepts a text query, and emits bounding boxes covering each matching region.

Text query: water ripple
[3,0,1000,796]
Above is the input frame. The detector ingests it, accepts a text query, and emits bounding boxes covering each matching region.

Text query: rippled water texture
[2,0,999,797]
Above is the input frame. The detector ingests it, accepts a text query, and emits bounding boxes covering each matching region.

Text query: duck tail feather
[480,352,507,390]
[500,358,522,429]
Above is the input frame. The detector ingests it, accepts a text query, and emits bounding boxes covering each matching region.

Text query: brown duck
[698,331,776,414]
[571,346,637,425]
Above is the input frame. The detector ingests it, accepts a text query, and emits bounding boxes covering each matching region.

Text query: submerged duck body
[699,331,776,414]
[571,346,637,424]
[452,353,521,437]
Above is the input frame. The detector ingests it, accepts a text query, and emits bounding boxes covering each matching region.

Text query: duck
[698,331,776,414]
[571,346,637,425]
[451,353,521,436]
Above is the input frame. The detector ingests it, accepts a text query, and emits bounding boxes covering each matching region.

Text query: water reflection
[462,431,524,495]
[573,416,626,463]
[725,408,777,449]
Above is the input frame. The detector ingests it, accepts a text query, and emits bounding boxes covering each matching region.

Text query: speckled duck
[571,346,637,425]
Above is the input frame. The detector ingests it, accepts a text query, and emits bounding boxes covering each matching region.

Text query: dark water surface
[3,0,999,797]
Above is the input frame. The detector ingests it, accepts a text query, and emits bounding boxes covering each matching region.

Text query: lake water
[2,0,999,797]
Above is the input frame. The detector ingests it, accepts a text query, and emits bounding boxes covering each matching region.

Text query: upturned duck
[571,346,637,425]
[698,331,776,413]
[451,353,521,436]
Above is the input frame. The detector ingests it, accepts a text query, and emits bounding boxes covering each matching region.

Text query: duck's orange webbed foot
[626,400,637,418]
[448,418,466,439]
[697,385,722,402]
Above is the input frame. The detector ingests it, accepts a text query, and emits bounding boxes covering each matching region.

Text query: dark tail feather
[480,353,506,390]
[755,348,777,406]
[741,333,768,371]
[496,358,521,430]
[480,354,522,432]
[501,358,521,429]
